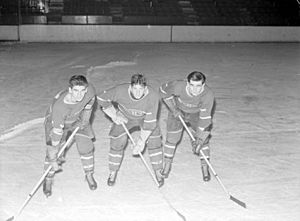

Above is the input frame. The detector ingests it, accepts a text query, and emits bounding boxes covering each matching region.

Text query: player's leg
[161,112,183,178]
[189,113,211,182]
[43,116,61,197]
[146,126,164,187]
[107,123,128,186]
[75,125,97,190]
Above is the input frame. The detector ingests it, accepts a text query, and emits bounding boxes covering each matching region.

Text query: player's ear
[68,87,72,93]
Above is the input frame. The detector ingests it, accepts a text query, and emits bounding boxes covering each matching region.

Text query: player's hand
[192,131,210,155]
[49,159,62,172]
[172,108,183,118]
[71,120,87,130]
[191,137,205,155]
[113,111,128,125]
[132,137,146,156]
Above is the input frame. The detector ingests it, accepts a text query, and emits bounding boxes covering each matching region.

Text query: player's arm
[97,87,127,125]
[195,93,215,146]
[160,81,182,118]
[76,96,95,129]
[132,95,159,155]
[50,106,66,146]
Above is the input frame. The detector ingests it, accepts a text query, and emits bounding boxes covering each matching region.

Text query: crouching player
[43,75,97,197]
[97,73,164,187]
[160,71,215,182]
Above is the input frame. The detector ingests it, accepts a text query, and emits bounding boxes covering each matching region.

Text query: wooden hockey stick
[122,123,186,220]
[178,115,247,208]
[121,123,160,187]
[7,127,80,221]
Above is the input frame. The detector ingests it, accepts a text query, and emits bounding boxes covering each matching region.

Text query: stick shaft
[178,116,246,208]
[178,116,230,194]
[121,123,160,187]
[14,127,80,218]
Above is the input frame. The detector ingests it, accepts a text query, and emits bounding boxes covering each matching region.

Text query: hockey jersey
[45,84,96,145]
[97,83,159,131]
[160,80,215,131]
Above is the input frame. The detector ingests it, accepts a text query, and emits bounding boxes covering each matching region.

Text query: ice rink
[0,42,299,221]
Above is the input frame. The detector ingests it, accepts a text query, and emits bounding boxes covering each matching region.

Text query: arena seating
[0,0,299,25]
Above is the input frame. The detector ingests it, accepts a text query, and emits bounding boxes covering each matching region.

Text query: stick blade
[230,195,247,208]
[6,216,14,221]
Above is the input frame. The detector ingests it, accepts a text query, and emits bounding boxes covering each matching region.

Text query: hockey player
[43,75,97,197]
[97,73,164,187]
[160,71,215,181]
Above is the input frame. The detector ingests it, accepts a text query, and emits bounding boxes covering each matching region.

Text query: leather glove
[172,108,183,119]
[132,129,151,156]
[113,111,128,125]
[191,137,205,155]
[132,136,146,156]
[46,145,62,172]
[164,96,182,119]
[192,131,210,155]
[70,120,87,130]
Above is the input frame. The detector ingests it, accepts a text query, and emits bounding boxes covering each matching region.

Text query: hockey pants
[108,119,163,172]
[164,112,210,166]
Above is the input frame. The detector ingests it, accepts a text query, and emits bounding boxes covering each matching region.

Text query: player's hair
[131,73,147,86]
[69,75,88,88]
[187,71,206,83]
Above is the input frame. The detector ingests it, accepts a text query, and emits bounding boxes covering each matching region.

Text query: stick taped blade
[6,216,14,221]
[230,195,247,208]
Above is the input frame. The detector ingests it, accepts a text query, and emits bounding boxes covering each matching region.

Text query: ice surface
[0,42,299,221]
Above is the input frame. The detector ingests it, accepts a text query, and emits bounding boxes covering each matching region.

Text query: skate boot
[201,164,211,182]
[43,177,53,197]
[107,171,118,186]
[161,158,172,178]
[86,172,97,190]
[155,170,164,188]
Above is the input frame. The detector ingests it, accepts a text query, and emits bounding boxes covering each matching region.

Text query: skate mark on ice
[0,117,44,142]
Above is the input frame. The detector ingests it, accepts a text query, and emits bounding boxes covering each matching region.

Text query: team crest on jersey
[177,97,198,108]
[118,104,145,117]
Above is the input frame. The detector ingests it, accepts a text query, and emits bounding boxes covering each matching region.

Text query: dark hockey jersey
[46,84,96,144]
[160,80,214,131]
[97,83,159,131]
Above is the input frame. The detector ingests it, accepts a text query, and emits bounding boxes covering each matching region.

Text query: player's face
[130,84,146,100]
[188,80,204,96]
[69,85,87,102]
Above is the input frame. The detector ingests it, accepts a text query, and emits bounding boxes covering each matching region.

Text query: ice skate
[86,172,97,190]
[155,170,164,187]
[161,160,172,178]
[43,177,53,197]
[201,165,211,182]
[107,171,117,186]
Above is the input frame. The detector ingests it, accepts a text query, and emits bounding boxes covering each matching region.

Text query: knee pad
[110,133,127,151]
[75,134,94,155]
[166,129,182,145]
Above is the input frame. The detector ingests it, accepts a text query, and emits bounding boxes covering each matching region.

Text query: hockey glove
[132,137,146,156]
[113,111,128,125]
[192,131,210,155]
[163,96,182,119]
[70,120,87,130]
[103,106,128,125]
[46,145,62,172]
[132,129,152,156]
[172,108,183,119]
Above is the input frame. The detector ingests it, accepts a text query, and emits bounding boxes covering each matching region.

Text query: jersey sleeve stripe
[144,119,157,123]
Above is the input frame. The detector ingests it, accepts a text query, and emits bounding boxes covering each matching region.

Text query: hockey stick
[121,123,160,187]
[121,123,186,221]
[178,115,247,208]
[6,127,80,221]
